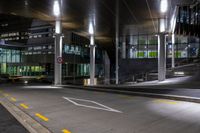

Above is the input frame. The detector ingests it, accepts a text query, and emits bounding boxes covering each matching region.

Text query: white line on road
[63,97,122,113]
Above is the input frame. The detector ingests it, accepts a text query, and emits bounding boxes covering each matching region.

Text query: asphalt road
[1,84,200,133]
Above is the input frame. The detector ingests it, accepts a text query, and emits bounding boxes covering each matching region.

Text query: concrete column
[104,51,110,85]
[90,35,95,85]
[54,0,63,85]
[115,0,119,84]
[54,33,63,85]
[122,36,126,59]
[171,33,175,68]
[158,33,166,81]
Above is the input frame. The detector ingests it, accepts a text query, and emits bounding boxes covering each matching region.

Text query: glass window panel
[12,50,16,63]
[127,36,138,59]
[148,36,158,58]
[0,48,2,62]
[2,49,6,62]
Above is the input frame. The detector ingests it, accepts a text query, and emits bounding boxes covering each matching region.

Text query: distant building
[0,15,106,84]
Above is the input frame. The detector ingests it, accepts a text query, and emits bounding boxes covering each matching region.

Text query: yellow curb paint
[62,129,71,133]
[10,97,17,102]
[154,99,178,105]
[20,103,29,109]
[35,113,49,122]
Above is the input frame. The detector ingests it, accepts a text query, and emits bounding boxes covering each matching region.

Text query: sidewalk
[0,104,29,133]
[87,76,200,89]
[59,76,200,103]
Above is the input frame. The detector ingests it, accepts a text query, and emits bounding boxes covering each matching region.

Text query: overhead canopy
[0,0,195,46]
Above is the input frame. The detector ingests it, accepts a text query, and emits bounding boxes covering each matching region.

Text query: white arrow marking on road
[63,97,122,113]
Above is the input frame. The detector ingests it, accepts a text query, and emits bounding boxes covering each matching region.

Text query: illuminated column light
[90,35,94,45]
[160,0,168,13]
[160,19,166,33]
[89,20,95,45]
[53,0,60,17]
[54,0,61,34]
[89,22,94,35]
[55,21,61,34]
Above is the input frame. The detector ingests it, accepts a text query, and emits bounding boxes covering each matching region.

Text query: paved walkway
[0,104,29,133]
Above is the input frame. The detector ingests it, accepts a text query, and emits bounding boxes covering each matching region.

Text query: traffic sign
[57,57,63,64]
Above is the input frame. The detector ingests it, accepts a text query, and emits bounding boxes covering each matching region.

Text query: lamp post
[53,0,63,85]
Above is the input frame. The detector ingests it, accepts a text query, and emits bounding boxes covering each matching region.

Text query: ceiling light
[24,0,28,6]
[160,0,168,13]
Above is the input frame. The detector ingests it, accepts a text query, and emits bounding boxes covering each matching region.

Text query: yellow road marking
[35,113,49,122]
[20,103,29,109]
[3,93,9,97]
[154,99,178,105]
[62,129,71,133]
[10,97,17,102]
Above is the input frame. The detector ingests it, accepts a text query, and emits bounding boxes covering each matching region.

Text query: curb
[0,96,52,133]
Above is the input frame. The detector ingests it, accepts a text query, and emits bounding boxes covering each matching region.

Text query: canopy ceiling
[0,0,195,47]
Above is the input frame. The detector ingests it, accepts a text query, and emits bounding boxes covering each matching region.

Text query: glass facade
[63,44,102,60]
[167,36,199,58]
[63,63,90,77]
[121,35,199,59]
[0,48,21,74]
[122,34,158,59]
[6,65,45,76]
[0,26,104,80]
[0,48,21,63]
